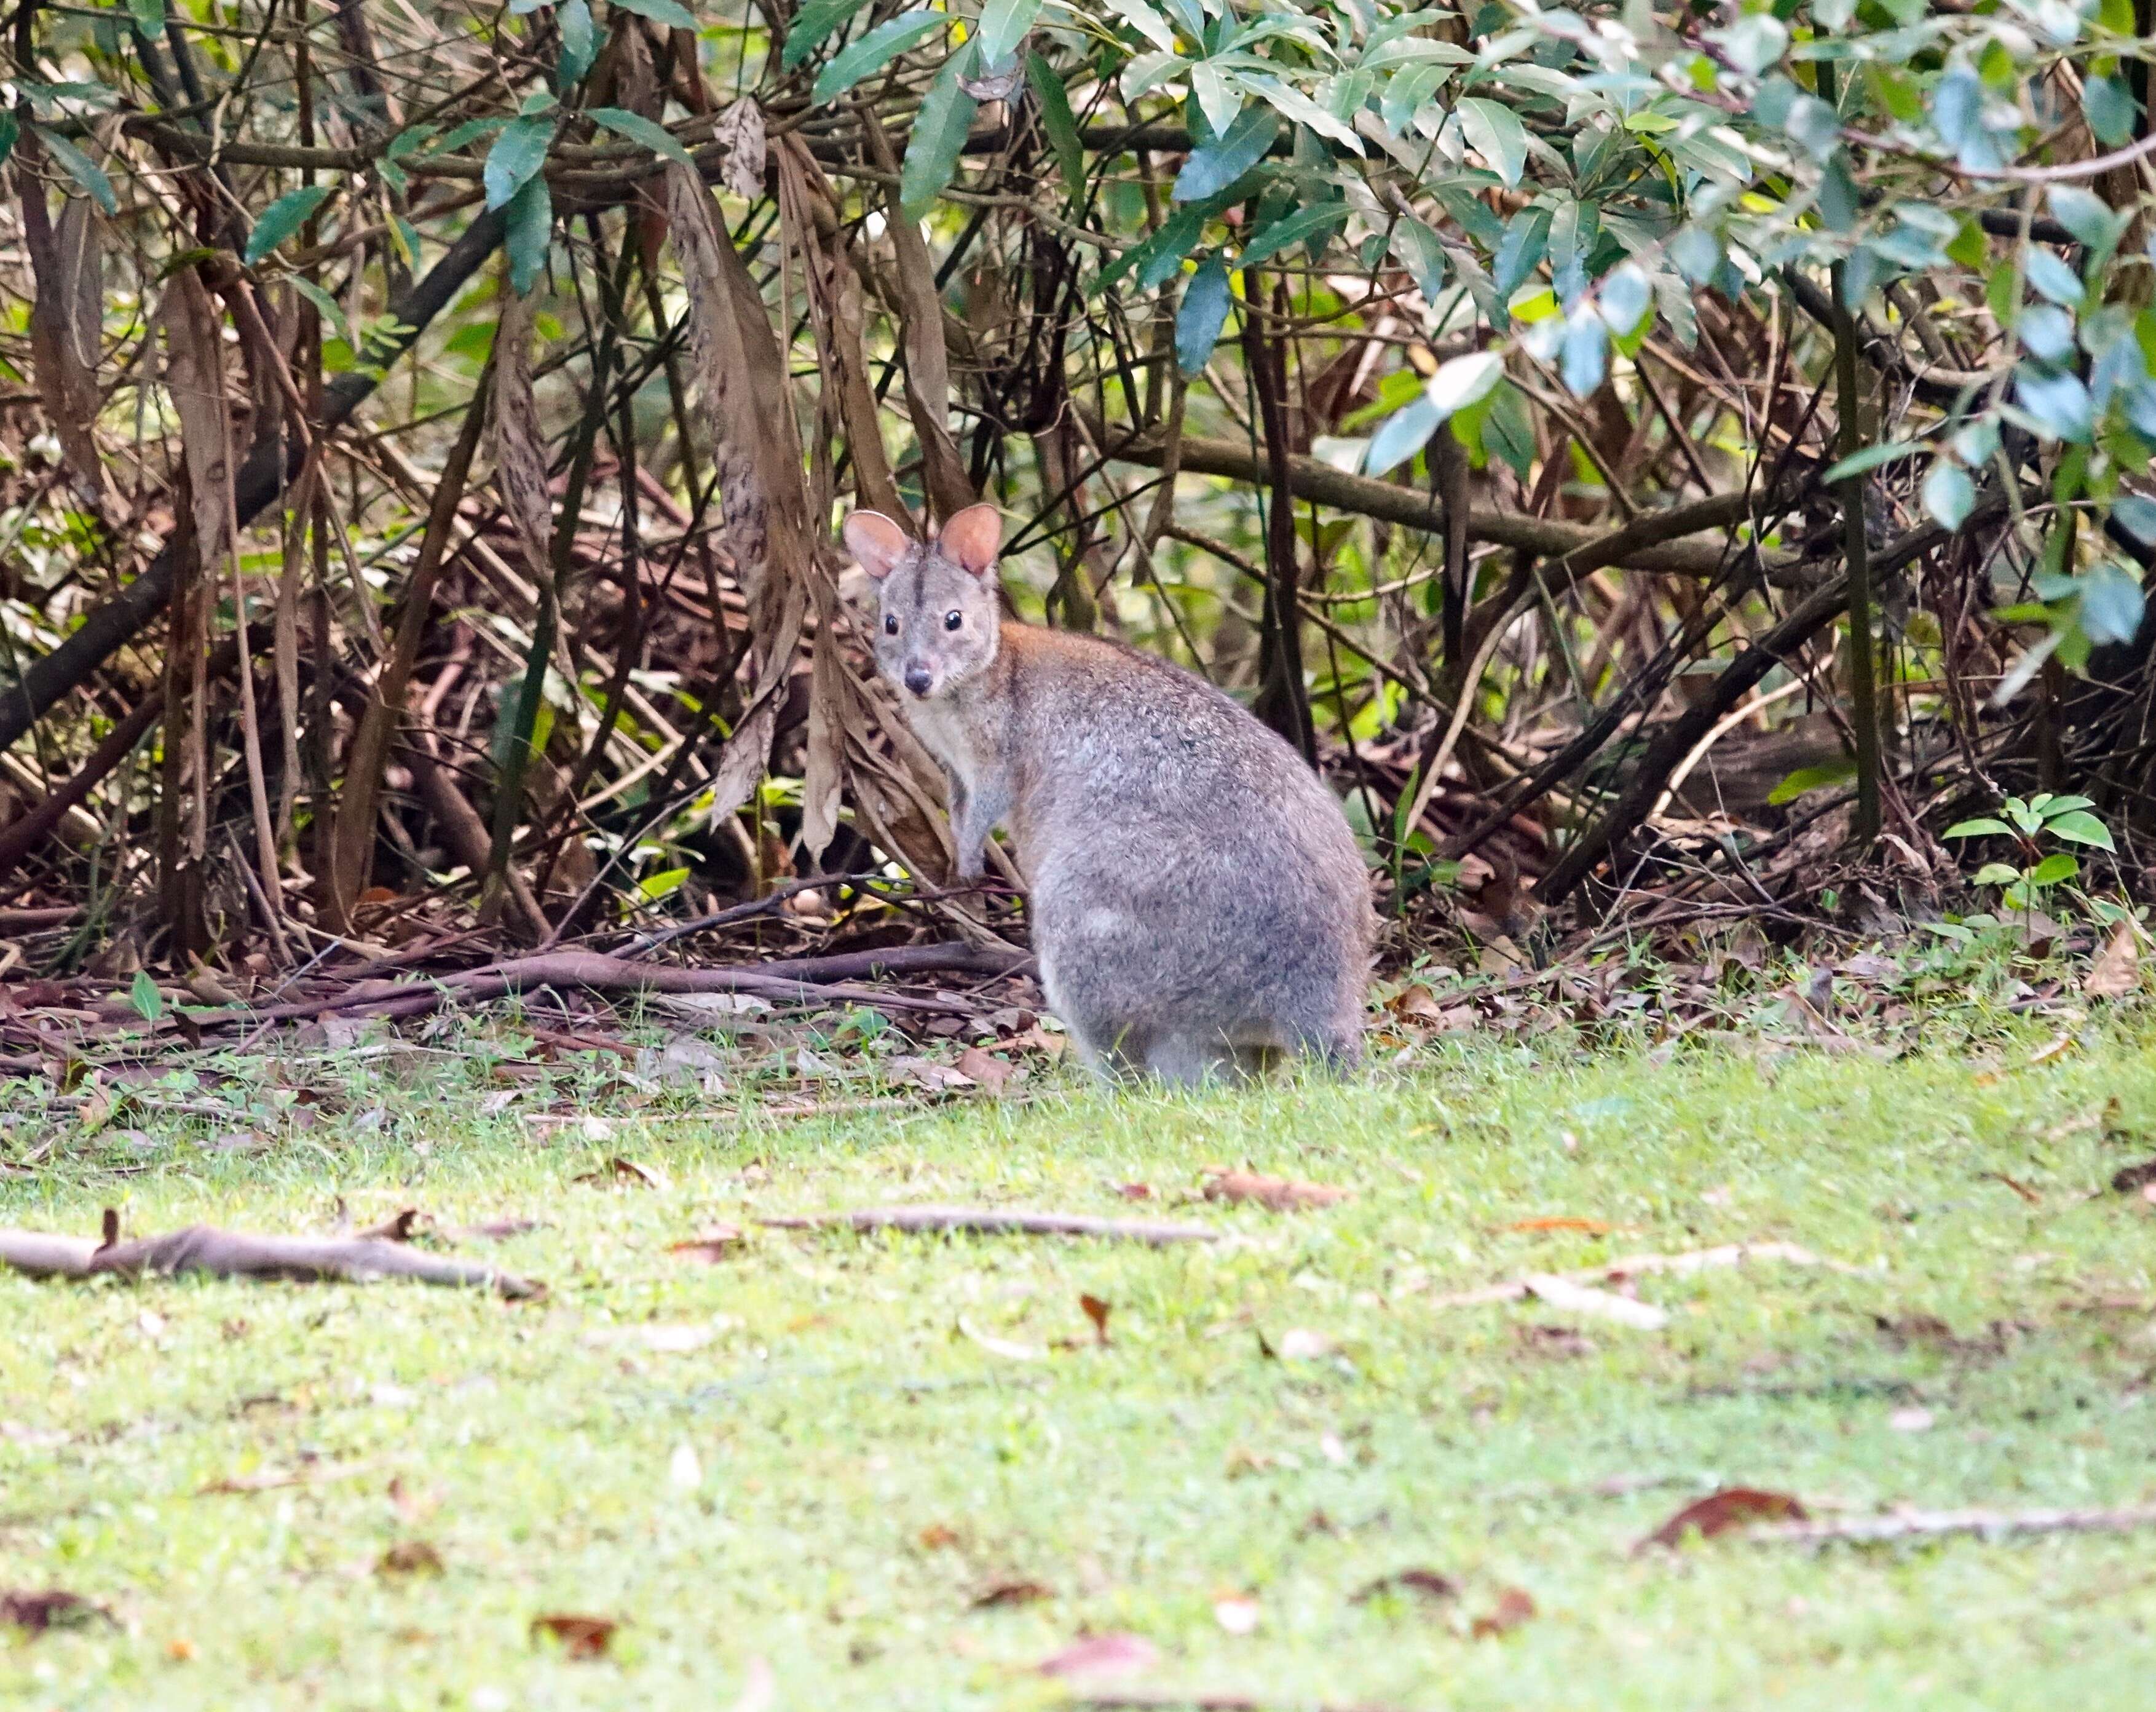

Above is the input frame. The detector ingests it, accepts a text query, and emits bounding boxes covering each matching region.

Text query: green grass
[6,1008,2156,1711]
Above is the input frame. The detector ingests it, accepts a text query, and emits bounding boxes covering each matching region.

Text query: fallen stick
[759,1205,1221,1245]
[1746,1504,2156,1548]
[192,946,1007,1029]
[0,1222,541,1298]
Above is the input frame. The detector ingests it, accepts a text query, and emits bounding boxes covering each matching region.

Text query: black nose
[904,666,933,697]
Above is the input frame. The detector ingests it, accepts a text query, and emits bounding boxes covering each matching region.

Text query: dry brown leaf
[21,186,103,496]
[1506,1216,1614,1234]
[530,1613,617,1660]
[918,1523,962,1551]
[1201,1168,1352,1211]
[1275,1328,1338,1360]
[714,100,767,199]
[1036,1631,1160,1679]
[1,1587,108,1634]
[1641,1487,1808,1552]
[1080,1293,1111,1346]
[970,1579,1052,1609]
[491,290,554,579]
[1352,1567,1458,1606]
[2029,1032,2076,1066]
[355,1208,428,1243]
[1471,1586,1536,1638]
[1114,1183,1154,1201]
[577,1157,672,1192]
[377,1540,444,1578]
[1983,1171,2043,1206]
[668,1224,746,1264]
[955,1045,1015,1093]
[2085,921,2142,999]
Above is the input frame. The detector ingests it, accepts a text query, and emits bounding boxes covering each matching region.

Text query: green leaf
[784,0,869,68]
[1492,206,1549,299]
[2023,248,2085,308]
[813,11,947,105]
[2079,561,2145,648]
[974,0,1041,69]
[1920,461,1975,529]
[1102,205,1205,291]
[1427,350,1503,419]
[2083,73,2138,148]
[1766,758,1857,806]
[2045,810,2115,851]
[1941,817,2011,838]
[1240,201,1346,268]
[2026,852,2079,887]
[1172,103,1276,202]
[1559,310,1606,397]
[899,50,979,216]
[484,113,555,210]
[2047,186,2120,252]
[2014,367,2093,443]
[1244,76,1362,155]
[1455,97,1527,187]
[504,173,553,295]
[638,865,691,900]
[127,0,165,39]
[556,0,598,87]
[129,969,164,1023]
[243,185,333,264]
[588,107,695,170]
[286,276,351,346]
[1821,440,1922,483]
[1388,217,1447,301]
[610,0,699,28]
[1175,255,1233,375]
[2035,794,2094,815]
[34,127,116,214]
[0,111,17,170]
[1364,395,1442,476]
[1100,0,1179,54]
[1025,52,1084,200]
[1971,862,2022,887]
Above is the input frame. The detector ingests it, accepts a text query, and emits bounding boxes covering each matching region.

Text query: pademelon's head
[843,504,1003,702]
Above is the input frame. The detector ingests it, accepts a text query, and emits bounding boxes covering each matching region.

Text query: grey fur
[845,506,1373,1087]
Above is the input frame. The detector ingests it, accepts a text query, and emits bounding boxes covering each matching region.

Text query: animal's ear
[937,504,1004,578]
[842,511,912,581]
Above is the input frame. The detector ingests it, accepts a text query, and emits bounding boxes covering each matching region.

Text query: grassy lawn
[5,996,2156,1710]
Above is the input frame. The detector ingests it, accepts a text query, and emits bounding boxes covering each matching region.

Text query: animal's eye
[883,614,899,636]
[944,611,963,632]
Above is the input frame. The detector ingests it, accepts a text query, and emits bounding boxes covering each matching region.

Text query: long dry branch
[1099,421,1797,582]
[183,943,1029,1029]
[0,1223,540,1297]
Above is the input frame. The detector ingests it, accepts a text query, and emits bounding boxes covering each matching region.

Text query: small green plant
[1943,793,2115,914]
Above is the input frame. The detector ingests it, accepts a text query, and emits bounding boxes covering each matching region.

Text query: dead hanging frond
[715,99,767,200]
[160,269,235,587]
[492,287,554,579]
[20,178,105,504]
[857,117,973,521]
[663,160,814,830]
